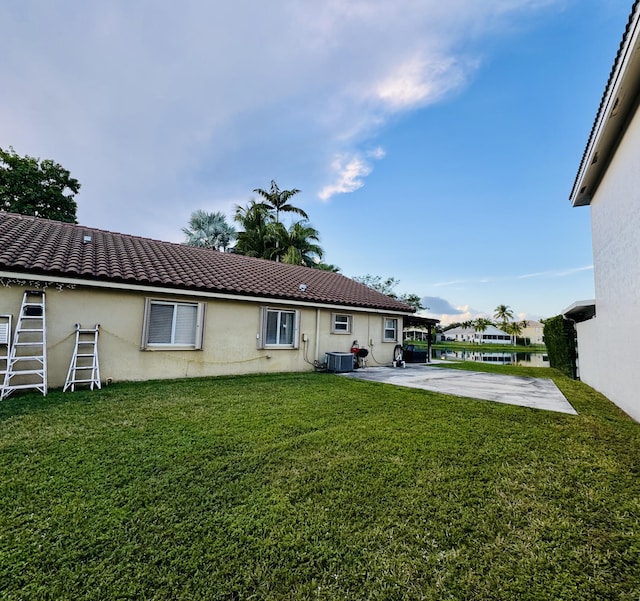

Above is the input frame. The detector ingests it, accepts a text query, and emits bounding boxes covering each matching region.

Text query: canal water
[432,349,549,367]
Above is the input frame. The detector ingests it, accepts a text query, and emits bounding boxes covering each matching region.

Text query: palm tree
[474,317,493,344]
[277,221,323,267]
[253,180,308,225]
[519,320,529,345]
[182,210,236,251]
[493,304,514,324]
[503,321,523,346]
[315,262,341,272]
[233,201,279,258]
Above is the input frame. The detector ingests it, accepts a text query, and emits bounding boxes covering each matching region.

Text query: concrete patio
[339,364,577,415]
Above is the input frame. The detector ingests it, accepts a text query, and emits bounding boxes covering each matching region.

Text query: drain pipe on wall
[315,308,321,363]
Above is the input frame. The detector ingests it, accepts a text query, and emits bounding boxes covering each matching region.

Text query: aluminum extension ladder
[64,324,101,392]
[1,290,47,400]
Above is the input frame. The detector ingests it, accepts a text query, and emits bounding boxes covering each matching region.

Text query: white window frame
[383,317,398,342]
[258,307,300,349]
[141,299,206,350]
[331,313,353,334]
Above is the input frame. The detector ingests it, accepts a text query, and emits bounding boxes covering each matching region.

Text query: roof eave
[570,1,640,207]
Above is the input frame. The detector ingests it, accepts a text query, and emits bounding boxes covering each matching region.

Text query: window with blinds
[142,299,205,349]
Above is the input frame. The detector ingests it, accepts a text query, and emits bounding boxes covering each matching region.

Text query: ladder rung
[3,384,47,391]
[5,369,45,376]
[6,360,44,366]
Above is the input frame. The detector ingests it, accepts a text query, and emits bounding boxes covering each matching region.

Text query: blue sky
[1,0,632,323]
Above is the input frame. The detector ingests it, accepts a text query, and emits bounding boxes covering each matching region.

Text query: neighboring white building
[566,2,640,421]
[444,325,512,344]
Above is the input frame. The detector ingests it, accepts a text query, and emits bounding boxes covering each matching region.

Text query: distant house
[444,325,511,344]
[0,212,413,391]
[520,320,545,345]
[566,1,640,421]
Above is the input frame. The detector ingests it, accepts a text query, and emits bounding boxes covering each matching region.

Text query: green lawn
[1,367,639,600]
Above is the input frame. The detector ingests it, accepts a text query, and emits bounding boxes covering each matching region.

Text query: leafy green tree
[353,275,424,310]
[353,275,400,297]
[253,180,308,225]
[0,146,80,223]
[182,210,236,251]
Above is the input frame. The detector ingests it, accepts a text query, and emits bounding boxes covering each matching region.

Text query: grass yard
[1,366,639,600]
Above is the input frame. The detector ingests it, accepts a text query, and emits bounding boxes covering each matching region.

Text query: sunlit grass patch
[1,369,639,600]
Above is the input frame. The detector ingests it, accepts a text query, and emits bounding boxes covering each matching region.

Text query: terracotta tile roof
[0,212,413,313]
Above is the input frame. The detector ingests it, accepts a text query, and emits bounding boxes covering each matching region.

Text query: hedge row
[543,315,577,378]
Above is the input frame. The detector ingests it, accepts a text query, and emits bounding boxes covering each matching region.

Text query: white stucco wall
[577,107,640,421]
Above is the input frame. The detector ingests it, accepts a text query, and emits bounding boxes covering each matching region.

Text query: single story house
[566,0,640,421]
[444,325,512,344]
[0,212,414,391]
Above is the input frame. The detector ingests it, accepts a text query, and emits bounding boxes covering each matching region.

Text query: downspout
[315,308,320,363]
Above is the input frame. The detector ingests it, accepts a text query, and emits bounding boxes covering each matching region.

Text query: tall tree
[353,275,400,297]
[234,201,275,258]
[501,320,523,346]
[353,274,424,310]
[493,304,514,324]
[182,210,236,251]
[474,317,493,344]
[277,220,323,267]
[0,146,80,223]
[253,180,308,225]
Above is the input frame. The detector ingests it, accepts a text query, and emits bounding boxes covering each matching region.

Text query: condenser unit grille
[325,352,353,373]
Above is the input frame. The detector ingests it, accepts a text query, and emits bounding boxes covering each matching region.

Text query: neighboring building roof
[570,1,640,206]
[445,325,508,336]
[520,320,543,328]
[562,299,596,323]
[403,315,440,328]
[0,212,413,314]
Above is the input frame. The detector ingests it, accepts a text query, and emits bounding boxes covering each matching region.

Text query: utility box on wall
[325,352,353,373]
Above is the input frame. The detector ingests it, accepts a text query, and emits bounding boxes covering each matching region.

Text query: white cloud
[318,149,387,200]
[374,54,469,111]
[518,265,594,279]
[0,0,565,239]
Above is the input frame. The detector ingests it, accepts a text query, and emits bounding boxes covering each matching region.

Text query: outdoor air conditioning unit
[325,352,353,373]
